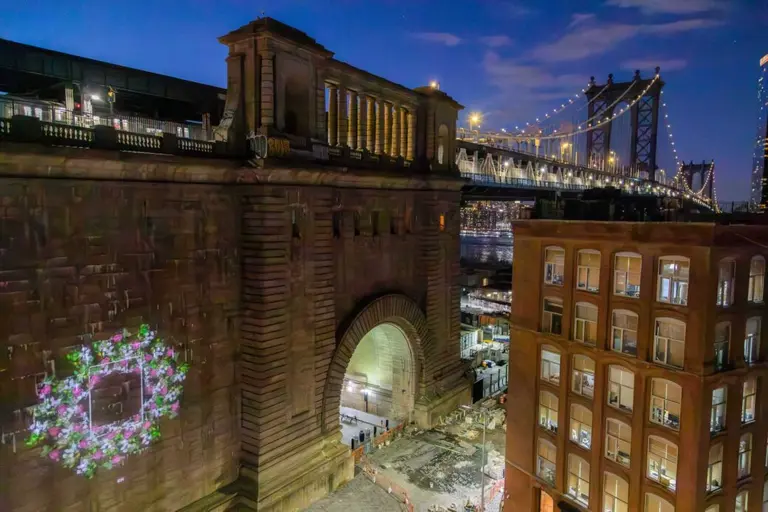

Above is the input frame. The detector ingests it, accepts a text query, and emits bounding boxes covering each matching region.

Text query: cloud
[622,58,688,71]
[411,32,461,46]
[606,0,722,14]
[480,35,513,48]
[569,13,596,28]
[644,18,723,34]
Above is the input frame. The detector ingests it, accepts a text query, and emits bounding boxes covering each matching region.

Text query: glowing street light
[429,80,440,90]
[469,112,482,131]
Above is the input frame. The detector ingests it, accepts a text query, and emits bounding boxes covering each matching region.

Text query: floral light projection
[26,324,189,478]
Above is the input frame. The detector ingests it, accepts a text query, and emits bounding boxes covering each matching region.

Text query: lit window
[716,259,736,307]
[537,438,556,485]
[739,433,753,480]
[605,418,631,467]
[748,256,765,303]
[439,214,445,232]
[654,318,686,369]
[567,455,590,507]
[577,250,600,292]
[704,506,719,512]
[570,404,592,449]
[539,391,559,433]
[571,355,595,399]
[574,302,598,345]
[645,494,675,512]
[650,379,682,431]
[540,348,561,385]
[714,322,730,371]
[742,378,757,424]
[736,490,748,512]
[763,480,768,509]
[544,247,565,286]
[614,252,641,298]
[608,366,634,412]
[706,443,723,492]
[542,297,563,335]
[710,387,727,434]
[745,317,761,364]
[603,472,628,512]
[647,436,678,492]
[612,310,638,356]
[23,105,32,116]
[657,256,689,305]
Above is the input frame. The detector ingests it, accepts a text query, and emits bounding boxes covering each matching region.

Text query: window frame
[645,493,675,512]
[736,490,749,512]
[573,302,598,346]
[745,316,761,365]
[567,454,590,507]
[653,317,686,369]
[649,378,682,432]
[748,255,765,303]
[603,472,629,512]
[540,347,561,386]
[537,438,557,485]
[542,297,564,335]
[707,443,723,493]
[714,321,731,371]
[647,435,678,493]
[611,309,639,357]
[607,365,635,413]
[576,249,601,293]
[570,404,593,450]
[614,251,642,298]
[657,255,690,306]
[539,390,559,433]
[716,258,736,307]
[605,418,631,468]
[544,246,565,286]
[738,433,753,480]
[742,378,757,424]
[710,386,727,434]
[571,355,595,399]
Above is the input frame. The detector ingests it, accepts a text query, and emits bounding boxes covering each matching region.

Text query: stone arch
[321,293,431,434]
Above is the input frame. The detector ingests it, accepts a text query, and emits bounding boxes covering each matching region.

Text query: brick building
[505,217,768,512]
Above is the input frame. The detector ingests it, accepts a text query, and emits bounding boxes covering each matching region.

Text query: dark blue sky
[2,0,766,200]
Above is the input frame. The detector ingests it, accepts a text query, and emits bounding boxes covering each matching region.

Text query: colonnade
[326,83,415,160]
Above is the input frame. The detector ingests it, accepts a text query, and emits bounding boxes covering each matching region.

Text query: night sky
[2,0,766,201]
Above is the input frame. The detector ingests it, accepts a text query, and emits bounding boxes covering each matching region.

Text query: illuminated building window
[603,472,628,512]
[710,387,726,433]
[576,249,600,292]
[573,302,598,345]
[537,439,556,485]
[571,355,594,399]
[745,317,761,364]
[714,322,730,371]
[607,366,634,412]
[653,318,686,369]
[567,455,590,507]
[657,256,689,305]
[742,378,757,424]
[736,490,748,512]
[611,310,638,356]
[540,347,560,385]
[645,493,674,512]
[647,436,678,492]
[748,256,765,303]
[538,391,558,433]
[706,443,723,492]
[738,433,752,480]
[544,247,565,286]
[542,297,563,335]
[614,252,641,298]
[716,259,735,307]
[650,379,682,431]
[569,404,592,449]
[605,418,631,467]
[439,214,445,231]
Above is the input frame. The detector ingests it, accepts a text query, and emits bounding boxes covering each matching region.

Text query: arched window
[738,433,752,479]
[745,316,761,364]
[540,347,561,385]
[650,379,682,431]
[571,355,595,398]
[607,365,634,412]
[748,256,765,303]
[657,256,690,305]
[542,297,564,335]
[704,506,719,512]
[612,309,638,356]
[647,436,678,492]
[614,251,642,298]
[645,493,675,512]
[742,378,757,424]
[570,404,592,449]
[544,246,565,285]
[706,443,723,492]
[577,249,600,292]
[605,418,631,467]
[736,490,748,512]
[574,302,598,345]
[716,259,736,307]
[539,391,558,433]
[567,454,590,507]
[654,317,686,368]
[536,438,556,484]
[710,386,727,433]
[714,321,731,371]
[603,472,628,512]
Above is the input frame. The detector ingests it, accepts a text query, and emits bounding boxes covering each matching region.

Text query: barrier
[359,457,414,512]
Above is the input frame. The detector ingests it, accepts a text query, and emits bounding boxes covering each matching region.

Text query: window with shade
[574,302,598,345]
[645,493,675,512]
[603,472,629,512]
[577,249,600,292]
[537,438,556,485]
[567,455,590,507]
[605,418,631,467]
[736,490,748,512]
[570,404,592,449]
[647,436,678,492]
[614,252,642,298]
[716,259,736,307]
[739,433,752,480]
[542,297,564,335]
[710,386,727,434]
[612,309,638,356]
[706,443,723,492]
[650,379,682,431]
[571,355,595,399]
[608,366,634,412]
[654,318,686,369]
[714,321,731,371]
[657,256,689,305]
[539,391,559,433]
[748,256,765,303]
[544,247,565,286]
[540,348,561,385]
[745,317,761,365]
[742,378,757,424]
[704,506,719,512]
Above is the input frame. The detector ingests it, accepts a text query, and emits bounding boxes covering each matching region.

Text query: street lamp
[469,112,482,132]
[460,404,488,511]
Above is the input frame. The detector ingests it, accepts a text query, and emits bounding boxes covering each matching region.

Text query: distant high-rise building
[750,54,768,208]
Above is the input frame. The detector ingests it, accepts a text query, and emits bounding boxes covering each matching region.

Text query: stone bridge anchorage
[0,17,470,512]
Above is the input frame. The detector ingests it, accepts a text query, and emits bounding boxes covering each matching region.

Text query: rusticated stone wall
[0,175,240,512]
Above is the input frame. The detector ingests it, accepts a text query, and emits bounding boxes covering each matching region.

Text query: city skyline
[1,0,766,201]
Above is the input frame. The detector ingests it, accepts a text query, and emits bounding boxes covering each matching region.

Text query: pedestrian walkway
[305,473,405,511]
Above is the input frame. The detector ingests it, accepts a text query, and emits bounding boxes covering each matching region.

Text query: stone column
[407,111,415,161]
[366,97,375,152]
[260,51,275,129]
[338,86,348,147]
[348,90,358,149]
[399,107,408,158]
[383,102,391,155]
[375,100,385,154]
[327,85,338,146]
[391,103,401,157]
[357,94,367,150]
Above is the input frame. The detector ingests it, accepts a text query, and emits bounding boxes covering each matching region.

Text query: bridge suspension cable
[512,82,611,136]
